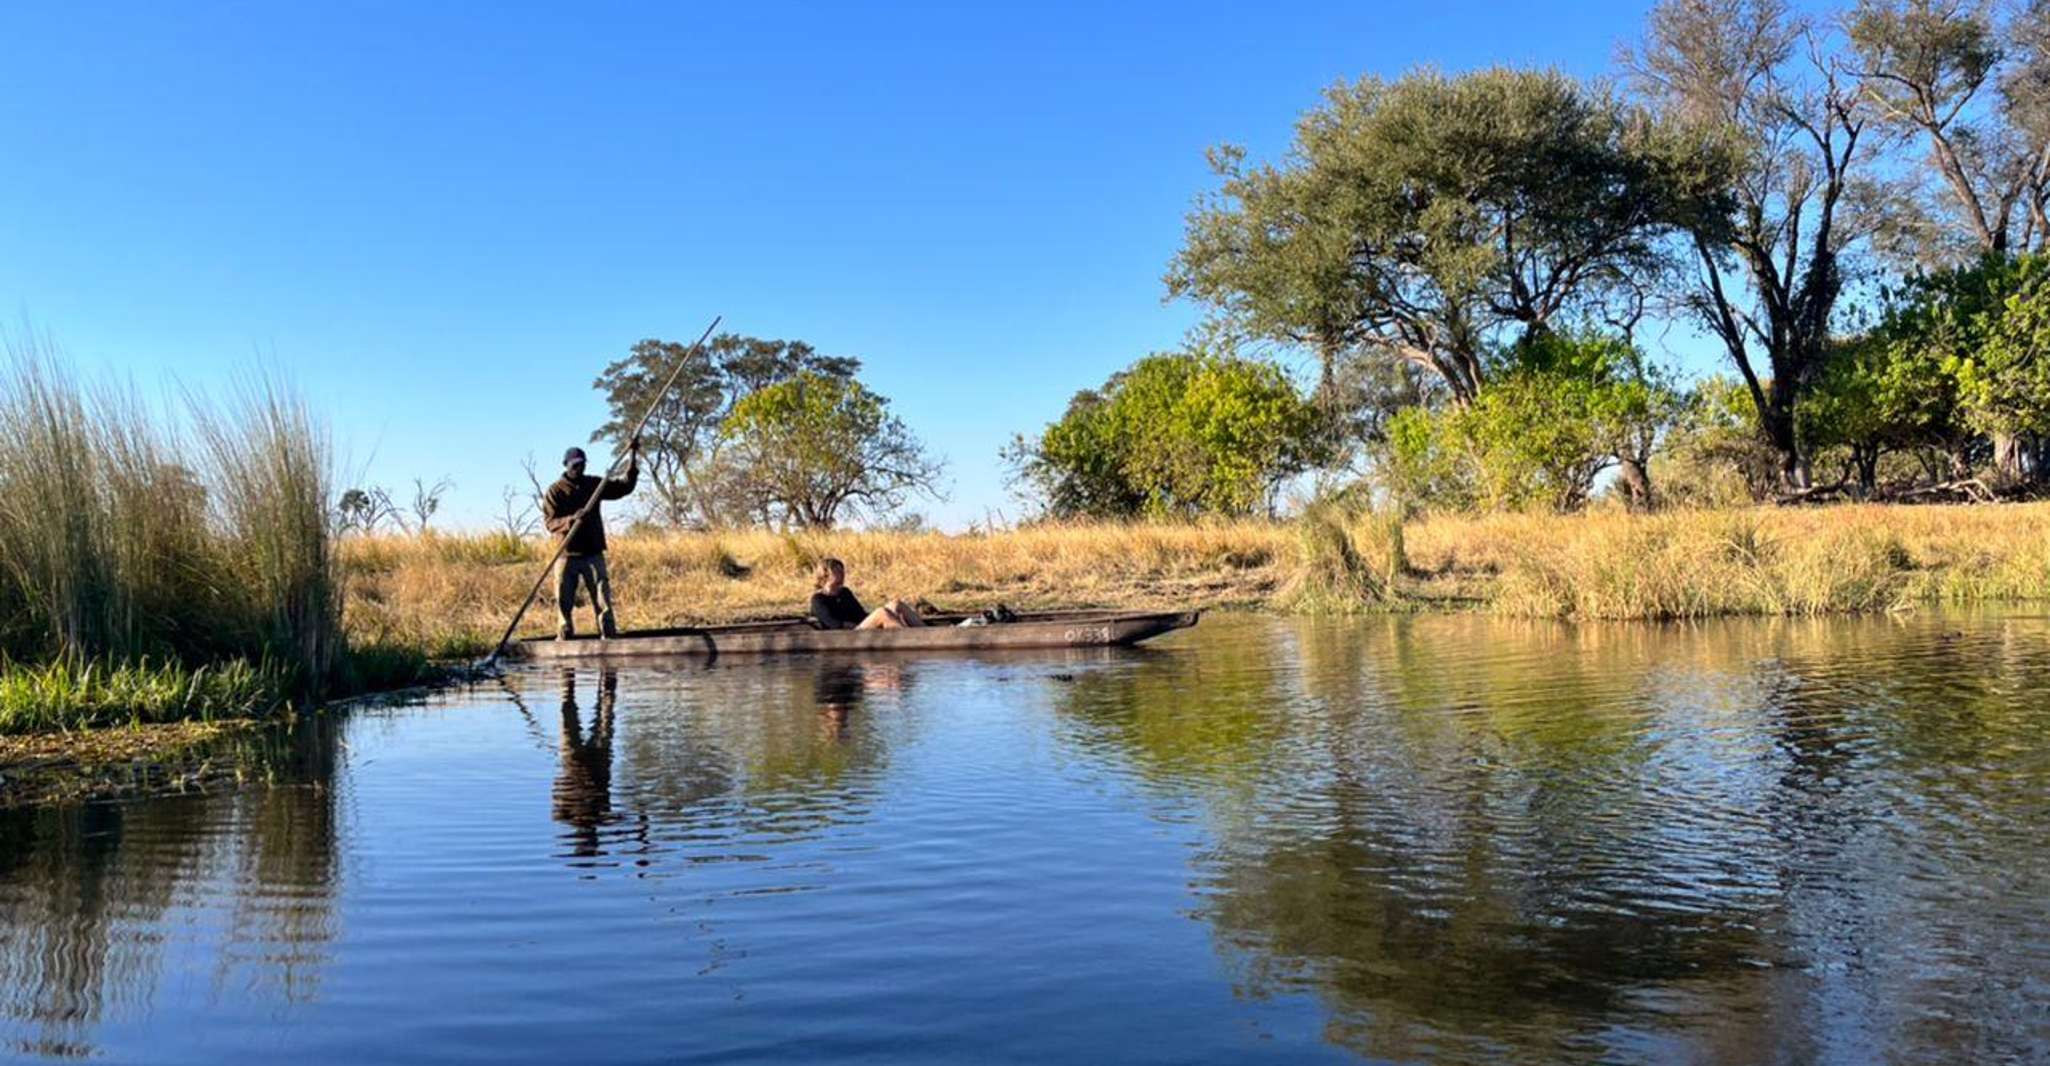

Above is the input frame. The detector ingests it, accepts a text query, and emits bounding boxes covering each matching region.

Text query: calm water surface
[4,613,2050,1064]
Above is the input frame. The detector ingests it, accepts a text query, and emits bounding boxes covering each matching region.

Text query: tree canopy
[1007,353,1327,519]
[717,373,943,529]
[592,335,858,527]
[1167,66,1727,405]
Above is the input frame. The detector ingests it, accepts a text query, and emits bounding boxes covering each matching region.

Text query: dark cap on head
[563,446,587,467]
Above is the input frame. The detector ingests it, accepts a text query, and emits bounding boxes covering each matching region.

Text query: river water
[3,613,2048,1064]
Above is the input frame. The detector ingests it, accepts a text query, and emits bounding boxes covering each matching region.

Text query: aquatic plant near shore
[0,336,347,730]
[0,657,286,733]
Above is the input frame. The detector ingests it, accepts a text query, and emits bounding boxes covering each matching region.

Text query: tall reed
[189,377,341,690]
[0,334,341,722]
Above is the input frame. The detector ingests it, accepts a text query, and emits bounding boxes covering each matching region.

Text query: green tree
[1376,332,1678,513]
[1846,0,2050,481]
[717,372,943,529]
[1962,253,2050,464]
[1008,353,1327,519]
[1167,66,1725,408]
[592,335,859,527]
[1800,337,1900,493]
[1653,376,1782,507]
[1809,265,1987,486]
[1623,0,1876,488]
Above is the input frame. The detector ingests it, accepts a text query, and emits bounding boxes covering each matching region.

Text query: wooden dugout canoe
[509,609,1200,661]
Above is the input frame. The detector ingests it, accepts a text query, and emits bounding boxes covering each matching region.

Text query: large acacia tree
[1167,66,1726,410]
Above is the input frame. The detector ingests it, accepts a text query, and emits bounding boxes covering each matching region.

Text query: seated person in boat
[809,558,923,630]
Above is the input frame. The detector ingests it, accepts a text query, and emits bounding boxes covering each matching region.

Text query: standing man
[541,440,639,639]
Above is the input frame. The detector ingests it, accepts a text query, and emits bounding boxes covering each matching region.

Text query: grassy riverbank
[0,349,436,790]
[11,501,2050,802]
[341,502,2050,654]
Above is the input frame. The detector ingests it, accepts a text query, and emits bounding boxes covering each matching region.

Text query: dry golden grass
[341,523,1293,655]
[341,503,2050,654]
[1406,503,2050,619]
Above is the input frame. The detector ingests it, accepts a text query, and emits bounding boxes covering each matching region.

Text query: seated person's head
[814,558,846,593]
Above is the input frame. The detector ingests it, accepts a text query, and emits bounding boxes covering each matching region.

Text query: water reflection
[1050,613,2050,1062]
[2,619,2047,1063]
[0,714,346,1060]
[552,668,619,861]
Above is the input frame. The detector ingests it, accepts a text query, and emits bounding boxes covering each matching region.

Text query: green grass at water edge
[0,657,291,734]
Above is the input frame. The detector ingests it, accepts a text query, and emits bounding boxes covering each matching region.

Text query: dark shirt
[810,588,868,630]
[541,466,638,556]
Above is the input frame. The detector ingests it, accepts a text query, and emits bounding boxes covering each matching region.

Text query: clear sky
[1,1,1684,530]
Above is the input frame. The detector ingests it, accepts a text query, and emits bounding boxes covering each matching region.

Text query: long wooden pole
[481,315,721,668]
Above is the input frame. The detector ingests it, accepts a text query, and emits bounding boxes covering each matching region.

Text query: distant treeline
[1087,0,2050,519]
[505,1,2050,532]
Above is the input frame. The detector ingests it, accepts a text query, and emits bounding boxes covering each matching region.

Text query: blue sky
[1,1,1688,530]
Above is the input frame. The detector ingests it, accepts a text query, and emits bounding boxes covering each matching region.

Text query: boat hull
[509,610,1199,661]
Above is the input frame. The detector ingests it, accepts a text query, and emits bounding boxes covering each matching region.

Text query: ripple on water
[3,612,2049,1064]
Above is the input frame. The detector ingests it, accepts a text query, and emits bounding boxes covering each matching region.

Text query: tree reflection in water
[1049,613,2050,1063]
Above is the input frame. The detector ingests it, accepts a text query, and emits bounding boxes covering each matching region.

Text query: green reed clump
[335,639,444,693]
[189,376,342,691]
[0,656,287,733]
[0,334,349,732]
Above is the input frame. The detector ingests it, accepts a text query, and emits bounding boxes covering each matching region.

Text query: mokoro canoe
[510,609,1200,661]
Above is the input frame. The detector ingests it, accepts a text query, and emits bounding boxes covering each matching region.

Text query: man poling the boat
[541,439,640,640]
[478,314,719,669]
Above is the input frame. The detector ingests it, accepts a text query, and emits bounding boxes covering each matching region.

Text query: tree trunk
[1615,455,1654,512]
[1949,444,1975,482]
[1992,432,2028,487]
[1760,403,1808,490]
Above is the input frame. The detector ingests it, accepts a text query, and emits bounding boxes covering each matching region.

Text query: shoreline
[13,502,2050,805]
[348,503,2050,649]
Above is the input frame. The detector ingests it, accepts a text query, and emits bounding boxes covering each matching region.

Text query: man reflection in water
[553,668,617,860]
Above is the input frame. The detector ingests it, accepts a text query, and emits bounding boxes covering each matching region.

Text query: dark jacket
[542,466,638,556]
[810,588,867,630]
